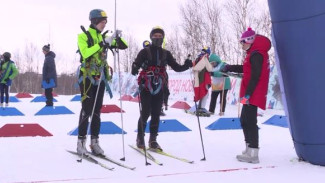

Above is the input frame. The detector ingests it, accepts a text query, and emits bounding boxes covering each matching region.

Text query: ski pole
[220,77,226,115]
[188,54,206,161]
[116,47,126,161]
[137,89,151,166]
[113,0,126,161]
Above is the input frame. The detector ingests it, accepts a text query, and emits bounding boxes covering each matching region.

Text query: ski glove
[185,59,193,68]
[99,41,109,49]
[104,29,122,46]
[240,95,250,105]
[112,30,122,38]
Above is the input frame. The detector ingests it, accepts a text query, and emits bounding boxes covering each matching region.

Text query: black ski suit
[132,45,190,141]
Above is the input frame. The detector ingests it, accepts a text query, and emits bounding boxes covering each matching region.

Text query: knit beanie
[42,44,50,52]
[209,53,221,63]
[201,46,211,55]
[3,52,11,61]
[240,27,256,44]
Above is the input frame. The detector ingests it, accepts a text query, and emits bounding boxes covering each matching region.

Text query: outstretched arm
[167,51,191,72]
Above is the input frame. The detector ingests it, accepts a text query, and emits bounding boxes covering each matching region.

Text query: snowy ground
[1,93,324,183]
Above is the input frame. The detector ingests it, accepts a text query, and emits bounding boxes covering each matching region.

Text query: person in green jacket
[208,53,231,116]
[0,52,19,107]
[76,9,127,156]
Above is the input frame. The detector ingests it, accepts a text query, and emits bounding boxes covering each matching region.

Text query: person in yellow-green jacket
[76,9,127,156]
[0,52,18,107]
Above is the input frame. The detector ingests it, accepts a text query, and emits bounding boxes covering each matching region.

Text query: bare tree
[180,0,206,58]
[179,0,225,61]
[119,34,140,72]
[253,9,275,65]
[165,25,185,66]
[224,0,264,64]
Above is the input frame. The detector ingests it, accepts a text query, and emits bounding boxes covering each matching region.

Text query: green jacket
[78,27,110,80]
[0,60,18,84]
[211,61,231,90]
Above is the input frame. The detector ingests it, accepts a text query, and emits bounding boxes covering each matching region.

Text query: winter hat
[3,52,11,61]
[240,27,256,44]
[209,53,221,63]
[42,44,50,52]
[143,40,150,48]
[201,46,211,55]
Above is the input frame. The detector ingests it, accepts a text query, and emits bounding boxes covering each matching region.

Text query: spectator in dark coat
[42,44,57,106]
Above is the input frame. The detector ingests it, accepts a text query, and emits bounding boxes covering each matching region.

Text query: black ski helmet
[150,26,165,39]
[89,9,107,21]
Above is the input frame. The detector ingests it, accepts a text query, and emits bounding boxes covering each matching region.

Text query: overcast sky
[0,0,268,73]
[0,0,187,65]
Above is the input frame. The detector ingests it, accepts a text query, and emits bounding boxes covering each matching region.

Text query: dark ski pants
[45,88,53,106]
[209,89,228,113]
[240,104,259,148]
[137,90,163,141]
[0,84,9,104]
[78,77,105,139]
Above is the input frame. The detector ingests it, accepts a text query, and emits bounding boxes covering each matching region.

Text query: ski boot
[219,112,224,116]
[160,108,166,116]
[148,136,163,152]
[90,138,104,156]
[77,137,88,155]
[136,135,145,149]
[236,147,259,164]
[196,108,210,117]
[46,101,53,107]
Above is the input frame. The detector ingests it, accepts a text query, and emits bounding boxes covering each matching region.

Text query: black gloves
[220,64,229,72]
[184,59,193,68]
[131,63,139,76]
[99,41,109,49]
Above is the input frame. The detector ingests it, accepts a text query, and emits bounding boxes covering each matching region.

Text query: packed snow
[0,93,324,183]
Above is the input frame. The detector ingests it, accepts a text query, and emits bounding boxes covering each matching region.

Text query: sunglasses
[240,36,255,44]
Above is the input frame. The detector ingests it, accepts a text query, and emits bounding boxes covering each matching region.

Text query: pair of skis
[68,145,194,171]
[67,150,136,171]
[128,145,194,165]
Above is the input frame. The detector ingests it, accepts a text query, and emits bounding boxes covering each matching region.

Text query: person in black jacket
[132,26,193,151]
[142,40,169,116]
[42,44,57,106]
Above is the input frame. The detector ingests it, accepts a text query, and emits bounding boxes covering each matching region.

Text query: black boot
[149,135,163,152]
[160,108,166,116]
[136,134,145,149]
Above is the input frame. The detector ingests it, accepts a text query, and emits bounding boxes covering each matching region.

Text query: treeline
[10,72,79,95]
